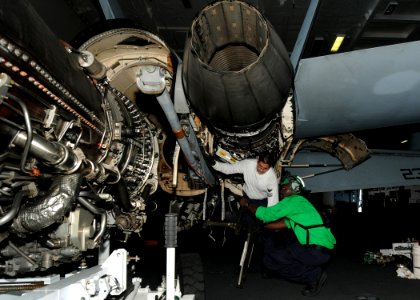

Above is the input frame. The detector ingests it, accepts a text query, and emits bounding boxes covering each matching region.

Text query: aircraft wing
[286,149,420,192]
[294,40,420,138]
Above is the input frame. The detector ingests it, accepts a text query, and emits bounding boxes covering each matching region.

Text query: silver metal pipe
[0,122,82,173]
[94,213,107,244]
[78,50,107,80]
[7,242,37,267]
[78,197,107,244]
[13,131,65,165]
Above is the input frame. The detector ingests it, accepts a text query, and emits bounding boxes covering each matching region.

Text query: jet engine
[183,0,294,160]
[0,0,160,275]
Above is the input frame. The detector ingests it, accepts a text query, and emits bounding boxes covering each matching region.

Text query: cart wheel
[178,253,205,300]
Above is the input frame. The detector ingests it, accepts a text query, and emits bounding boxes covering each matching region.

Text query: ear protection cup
[289,180,302,193]
[281,175,305,194]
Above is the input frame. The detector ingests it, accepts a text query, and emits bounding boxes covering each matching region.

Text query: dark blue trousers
[241,195,267,230]
[263,229,331,285]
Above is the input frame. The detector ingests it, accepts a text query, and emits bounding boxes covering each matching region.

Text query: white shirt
[213,159,279,207]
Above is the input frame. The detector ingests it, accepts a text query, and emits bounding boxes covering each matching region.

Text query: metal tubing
[0,122,82,173]
[13,131,66,165]
[7,241,37,267]
[6,94,33,174]
[78,197,107,244]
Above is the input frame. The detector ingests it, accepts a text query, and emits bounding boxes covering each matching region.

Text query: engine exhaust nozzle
[183,0,293,133]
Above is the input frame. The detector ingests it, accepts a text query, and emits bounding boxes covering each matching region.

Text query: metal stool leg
[237,231,254,288]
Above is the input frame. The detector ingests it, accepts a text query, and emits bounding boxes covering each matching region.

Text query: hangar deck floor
[202,245,419,300]
[138,203,420,300]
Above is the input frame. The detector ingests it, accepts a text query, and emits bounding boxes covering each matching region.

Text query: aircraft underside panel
[287,150,420,193]
[294,41,420,138]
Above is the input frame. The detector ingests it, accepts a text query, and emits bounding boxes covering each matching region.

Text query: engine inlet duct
[183,0,293,133]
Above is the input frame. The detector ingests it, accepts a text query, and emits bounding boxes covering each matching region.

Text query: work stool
[235,212,264,288]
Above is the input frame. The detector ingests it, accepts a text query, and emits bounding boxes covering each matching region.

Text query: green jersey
[256,194,336,249]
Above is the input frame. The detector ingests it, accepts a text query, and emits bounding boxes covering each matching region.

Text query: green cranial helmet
[281,175,305,194]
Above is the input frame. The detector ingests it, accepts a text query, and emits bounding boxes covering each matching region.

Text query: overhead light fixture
[384,1,399,15]
[330,34,345,53]
[401,139,408,144]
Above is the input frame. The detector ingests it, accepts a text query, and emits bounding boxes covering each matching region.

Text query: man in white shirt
[212,151,279,208]
[212,151,279,287]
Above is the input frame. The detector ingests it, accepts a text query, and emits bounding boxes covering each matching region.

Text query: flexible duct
[11,173,81,233]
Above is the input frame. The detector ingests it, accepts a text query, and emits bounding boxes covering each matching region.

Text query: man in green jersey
[240,175,336,297]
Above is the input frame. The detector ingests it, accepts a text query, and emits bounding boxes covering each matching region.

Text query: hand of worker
[239,197,249,208]
[207,155,216,166]
[264,219,287,230]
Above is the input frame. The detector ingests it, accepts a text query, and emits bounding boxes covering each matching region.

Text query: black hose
[113,179,132,211]
[0,197,14,203]
[141,184,152,203]
[0,152,20,163]
[6,94,33,174]
[2,102,43,125]
[0,117,23,132]
[0,190,28,226]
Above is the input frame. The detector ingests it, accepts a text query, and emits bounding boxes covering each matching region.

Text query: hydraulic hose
[6,94,32,174]
[0,190,29,226]
[113,179,132,211]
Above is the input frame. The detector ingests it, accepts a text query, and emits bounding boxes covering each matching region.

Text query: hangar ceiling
[32,0,420,57]
[30,0,420,150]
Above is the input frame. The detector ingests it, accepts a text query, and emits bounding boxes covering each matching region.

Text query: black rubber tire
[178,253,205,300]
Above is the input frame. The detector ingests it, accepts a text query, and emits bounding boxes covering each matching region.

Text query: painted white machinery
[0,248,194,300]
[0,213,195,300]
